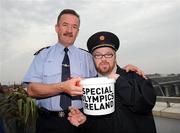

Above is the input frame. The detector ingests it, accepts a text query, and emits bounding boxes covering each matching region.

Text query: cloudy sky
[0,0,179,84]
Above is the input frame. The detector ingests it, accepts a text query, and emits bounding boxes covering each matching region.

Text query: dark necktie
[60,48,71,110]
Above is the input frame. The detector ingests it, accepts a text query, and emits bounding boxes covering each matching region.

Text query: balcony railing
[156,96,180,107]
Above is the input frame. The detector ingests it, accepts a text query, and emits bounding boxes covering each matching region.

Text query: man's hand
[61,77,83,96]
[68,107,86,127]
[123,64,147,79]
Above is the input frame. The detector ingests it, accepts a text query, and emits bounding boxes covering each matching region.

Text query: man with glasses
[68,31,157,133]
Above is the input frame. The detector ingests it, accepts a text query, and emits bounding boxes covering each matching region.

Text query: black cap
[87,31,120,53]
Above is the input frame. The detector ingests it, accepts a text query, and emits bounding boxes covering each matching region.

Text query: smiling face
[92,47,116,75]
[55,14,80,47]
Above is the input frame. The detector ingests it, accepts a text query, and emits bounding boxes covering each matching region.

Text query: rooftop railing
[156,96,180,107]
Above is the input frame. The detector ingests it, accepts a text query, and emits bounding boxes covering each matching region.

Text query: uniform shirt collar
[56,42,76,54]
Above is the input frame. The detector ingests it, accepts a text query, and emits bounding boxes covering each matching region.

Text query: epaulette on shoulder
[34,46,50,55]
[78,48,90,53]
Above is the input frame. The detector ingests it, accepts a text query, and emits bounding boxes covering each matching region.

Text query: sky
[0,0,180,84]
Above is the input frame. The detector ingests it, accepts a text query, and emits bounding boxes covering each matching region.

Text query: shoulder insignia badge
[78,48,89,53]
[34,46,50,55]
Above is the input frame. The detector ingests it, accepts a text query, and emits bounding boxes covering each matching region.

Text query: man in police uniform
[23,9,97,133]
[68,31,157,133]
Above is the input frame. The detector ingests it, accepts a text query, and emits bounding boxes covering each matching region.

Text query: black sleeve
[115,76,133,105]
[131,74,156,114]
[115,72,156,114]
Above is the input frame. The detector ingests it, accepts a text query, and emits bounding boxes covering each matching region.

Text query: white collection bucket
[80,77,115,116]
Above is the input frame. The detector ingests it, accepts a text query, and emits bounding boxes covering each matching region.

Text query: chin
[99,69,109,74]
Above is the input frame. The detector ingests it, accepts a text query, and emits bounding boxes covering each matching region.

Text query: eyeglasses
[93,53,114,59]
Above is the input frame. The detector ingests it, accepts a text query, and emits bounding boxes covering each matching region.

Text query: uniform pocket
[43,61,61,83]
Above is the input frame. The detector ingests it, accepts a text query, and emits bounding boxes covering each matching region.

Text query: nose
[101,55,106,60]
[67,25,72,32]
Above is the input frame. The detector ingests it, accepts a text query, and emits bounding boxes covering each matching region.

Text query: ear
[76,28,80,36]
[55,24,59,33]
[114,53,117,62]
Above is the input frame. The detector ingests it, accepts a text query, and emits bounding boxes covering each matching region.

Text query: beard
[95,61,115,75]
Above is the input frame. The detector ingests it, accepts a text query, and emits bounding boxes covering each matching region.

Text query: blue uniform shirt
[23,43,97,111]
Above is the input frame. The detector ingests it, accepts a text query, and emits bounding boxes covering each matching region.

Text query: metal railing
[152,79,180,107]
[156,96,180,107]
